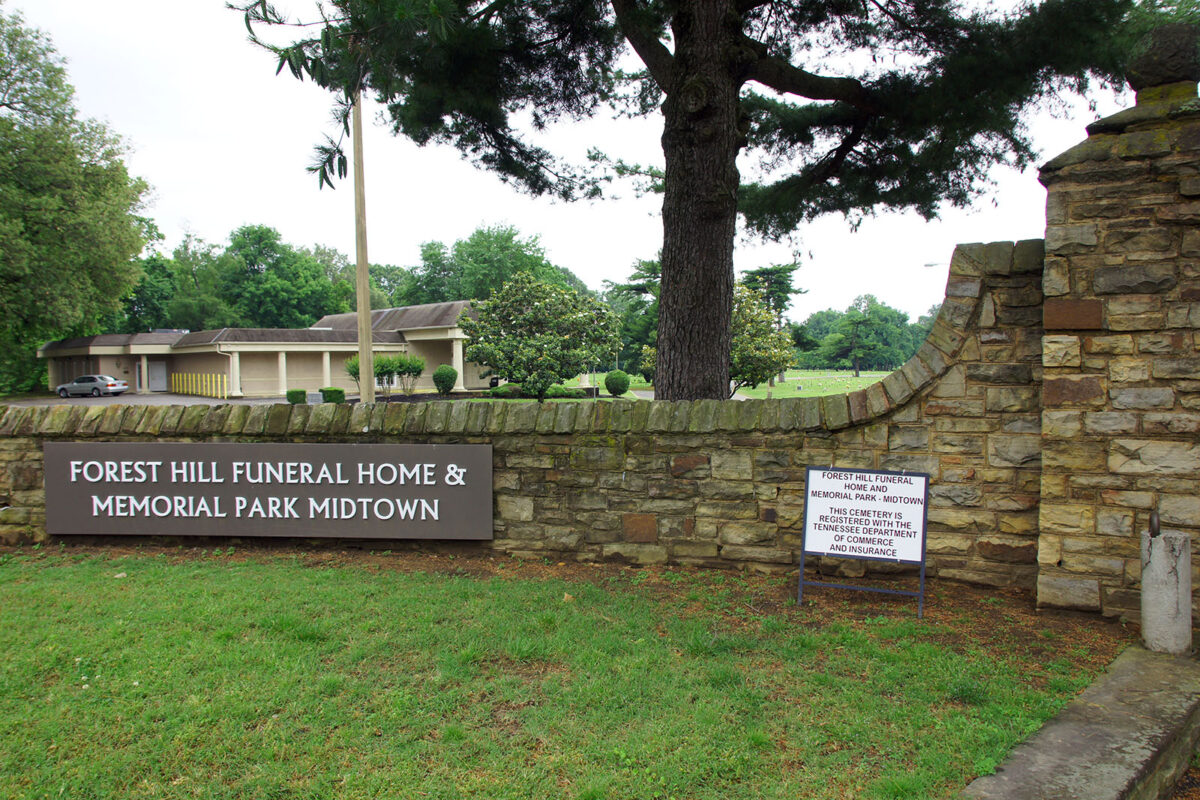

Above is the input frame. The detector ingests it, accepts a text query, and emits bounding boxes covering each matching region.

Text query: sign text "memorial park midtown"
[44,442,493,540]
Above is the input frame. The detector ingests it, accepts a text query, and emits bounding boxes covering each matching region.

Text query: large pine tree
[236,0,1131,399]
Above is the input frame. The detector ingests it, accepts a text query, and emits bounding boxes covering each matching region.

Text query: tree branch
[747,49,874,109]
[468,0,514,23]
[811,118,868,184]
[610,0,674,90]
[865,0,960,48]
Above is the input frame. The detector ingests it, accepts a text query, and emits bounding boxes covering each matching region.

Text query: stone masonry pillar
[1037,25,1200,617]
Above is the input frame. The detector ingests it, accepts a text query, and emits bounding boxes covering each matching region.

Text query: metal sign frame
[797,465,930,617]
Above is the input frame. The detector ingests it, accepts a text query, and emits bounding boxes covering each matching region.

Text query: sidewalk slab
[963,646,1200,800]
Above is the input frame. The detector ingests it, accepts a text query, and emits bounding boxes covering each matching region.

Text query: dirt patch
[1173,764,1200,799]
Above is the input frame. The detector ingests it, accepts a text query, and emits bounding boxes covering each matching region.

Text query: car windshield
[97,376,115,382]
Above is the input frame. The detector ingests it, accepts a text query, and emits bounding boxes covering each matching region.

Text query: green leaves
[797,294,925,375]
[0,5,75,126]
[738,0,1131,235]
[398,224,588,306]
[729,285,793,396]
[460,273,618,402]
[306,136,349,190]
[374,353,425,395]
[239,0,624,197]
[0,11,149,391]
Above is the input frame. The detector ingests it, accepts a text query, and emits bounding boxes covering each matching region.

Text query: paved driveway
[2,392,288,408]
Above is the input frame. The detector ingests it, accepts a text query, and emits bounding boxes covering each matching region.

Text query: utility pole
[353,90,374,403]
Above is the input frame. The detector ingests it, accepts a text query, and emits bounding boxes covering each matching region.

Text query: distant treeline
[788,297,939,375]
[117,223,588,335]
[17,220,937,392]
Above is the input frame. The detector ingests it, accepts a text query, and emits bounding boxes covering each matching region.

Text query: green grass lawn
[0,549,1127,800]
[734,370,889,400]
[570,370,881,400]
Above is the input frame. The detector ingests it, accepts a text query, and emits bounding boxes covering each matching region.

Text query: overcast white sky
[14,0,1127,323]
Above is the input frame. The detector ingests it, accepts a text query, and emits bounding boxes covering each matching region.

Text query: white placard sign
[802,467,929,564]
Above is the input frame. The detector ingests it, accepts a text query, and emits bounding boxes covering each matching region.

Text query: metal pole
[353,90,375,403]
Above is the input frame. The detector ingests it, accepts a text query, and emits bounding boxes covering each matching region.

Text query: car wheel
[58,389,68,398]
[91,388,100,397]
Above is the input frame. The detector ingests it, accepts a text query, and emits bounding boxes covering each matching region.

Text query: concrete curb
[962,646,1200,800]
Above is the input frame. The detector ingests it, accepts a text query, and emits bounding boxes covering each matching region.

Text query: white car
[56,374,128,397]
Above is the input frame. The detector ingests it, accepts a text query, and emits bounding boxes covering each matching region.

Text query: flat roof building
[37,301,483,398]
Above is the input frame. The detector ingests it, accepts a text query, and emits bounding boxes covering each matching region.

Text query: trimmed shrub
[432,364,457,395]
[604,370,630,397]
[373,354,399,396]
[545,384,586,399]
[320,386,346,404]
[489,383,523,399]
[286,388,307,405]
[396,353,425,395]
[487,383,586,400]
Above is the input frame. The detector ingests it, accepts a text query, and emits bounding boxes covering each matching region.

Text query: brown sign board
[43,442,493,540]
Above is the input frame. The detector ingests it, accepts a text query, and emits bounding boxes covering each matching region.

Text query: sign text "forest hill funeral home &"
[44,442,492,540]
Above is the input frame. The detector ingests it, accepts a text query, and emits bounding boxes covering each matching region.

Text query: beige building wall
[330,353,357,390]
[103,356,136,385]
[408,341,452,392]
[172,352,229,377]
[50,357,93,387]
[234,350,363,397]
[285,352,326,393]
[463,358,490,390]
[237,352,279,397]
[168,352,233,396]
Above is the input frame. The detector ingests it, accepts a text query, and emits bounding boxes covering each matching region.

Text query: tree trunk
[654,0,744,401]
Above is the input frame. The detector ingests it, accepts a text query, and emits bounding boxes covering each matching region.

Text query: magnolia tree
[460,273,618,402]
[729,285,794,398]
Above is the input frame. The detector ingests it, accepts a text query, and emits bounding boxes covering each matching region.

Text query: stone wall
[1037,75,1200,617]
[0,240,1046,587]
[3,46,1199,617]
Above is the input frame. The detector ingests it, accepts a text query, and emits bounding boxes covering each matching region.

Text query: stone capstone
[1126,23,1200,91]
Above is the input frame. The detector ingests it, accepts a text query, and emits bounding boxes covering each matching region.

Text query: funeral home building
[37,301,489,398]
